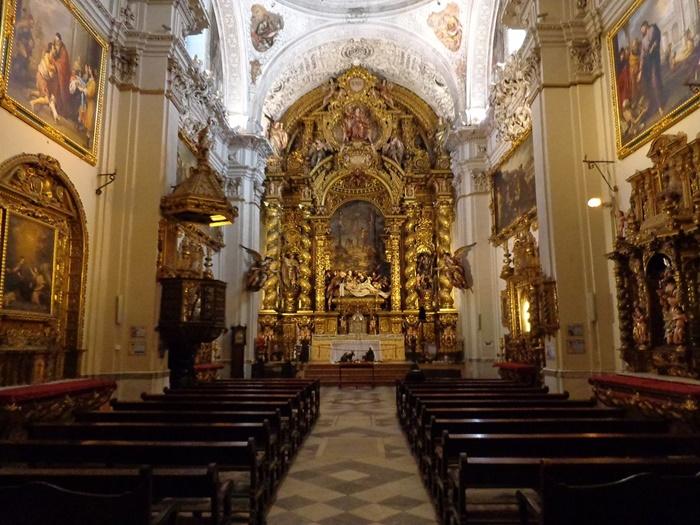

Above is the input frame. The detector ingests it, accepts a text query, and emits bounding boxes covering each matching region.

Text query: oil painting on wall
[491,134,536,242]
[1,211,56,316]
[330,201,388,276]
[609,0,700,157]
[0,0,107,164]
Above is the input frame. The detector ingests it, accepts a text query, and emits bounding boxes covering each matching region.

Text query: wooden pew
[0,465,177,525]
[445,456,700,525]
[515,464,700,525]
[111,399,305,452]
[142,392,312,435]
[0,465,228,525]
[433,433,700,520]
[402,392,571,427]
[418,417,670,491]
[0,438,265,525]
[29,420,280,500]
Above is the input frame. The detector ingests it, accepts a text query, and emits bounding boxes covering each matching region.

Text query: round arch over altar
[257,67,459,363]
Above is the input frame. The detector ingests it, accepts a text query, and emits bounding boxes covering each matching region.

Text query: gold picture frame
[0,0,108,165]
[0,208,58,318]
[608,0,700,158]
[489,132,536,244]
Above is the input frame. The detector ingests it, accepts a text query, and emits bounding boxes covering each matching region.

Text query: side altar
[311,334,405,362]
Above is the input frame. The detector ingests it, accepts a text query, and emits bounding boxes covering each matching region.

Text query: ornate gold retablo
[255,67,462,363]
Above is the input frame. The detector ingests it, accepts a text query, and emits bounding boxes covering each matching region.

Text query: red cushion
[590,374,700,398]
[0,379,116,404]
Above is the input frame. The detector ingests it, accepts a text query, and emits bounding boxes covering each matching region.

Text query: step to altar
[301,362,412,385]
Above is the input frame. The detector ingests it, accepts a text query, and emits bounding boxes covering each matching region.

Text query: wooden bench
[0,438,265,525]
[418,417,670,492]
[433,433,700,520]
[516,465,700,525]
[0,464,230,525]
[0,465,177,525]
[29,420,280,501]
[447,456,700,525]
[111,399,305,452]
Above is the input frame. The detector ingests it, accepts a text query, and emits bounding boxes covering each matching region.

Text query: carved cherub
[439,243,477,291]
[240,245,274,291]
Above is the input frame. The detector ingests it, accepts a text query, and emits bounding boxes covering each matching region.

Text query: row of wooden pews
[397,378,700,525]
[0,378,319,525]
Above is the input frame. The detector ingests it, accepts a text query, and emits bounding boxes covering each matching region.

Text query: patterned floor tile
[269,386,438,525]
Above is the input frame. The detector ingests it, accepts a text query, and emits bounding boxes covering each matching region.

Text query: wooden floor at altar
[301,362,464,386]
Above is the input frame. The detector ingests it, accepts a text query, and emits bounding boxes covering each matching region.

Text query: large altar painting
[330,201,386,274]
[609,0,700,157]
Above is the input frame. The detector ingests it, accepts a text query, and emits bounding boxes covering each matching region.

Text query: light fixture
[583,155,618,208]
[587,197,602,208]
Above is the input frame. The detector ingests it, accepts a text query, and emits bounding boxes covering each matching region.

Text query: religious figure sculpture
[632,304,649,345]
[416,252,435,297]
[434,117,450,153]
[376,79,396,109]
[281,251,300,292]
[308,139,331,169]
[240,245,274,291]
[439,243,476,291]
[343,106,371,142]
[268,119,288,156]
[382,135,405,166]
[345,275,390,299]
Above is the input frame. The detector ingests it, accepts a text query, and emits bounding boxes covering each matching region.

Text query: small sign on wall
[129,326,147,356]
[566,323,586,355]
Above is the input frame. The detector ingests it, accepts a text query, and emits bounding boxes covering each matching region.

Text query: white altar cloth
[330,341,382,363]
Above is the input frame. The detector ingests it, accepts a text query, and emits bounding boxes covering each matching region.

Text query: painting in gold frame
[608,0,700,158]
[1,209,57,317]
[0,0,108,165]
[489,133,536,244]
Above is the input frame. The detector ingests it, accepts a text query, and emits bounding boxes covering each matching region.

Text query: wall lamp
[583,155,617,208]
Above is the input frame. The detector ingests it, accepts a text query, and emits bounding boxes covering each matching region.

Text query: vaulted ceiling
[214,0,500,130]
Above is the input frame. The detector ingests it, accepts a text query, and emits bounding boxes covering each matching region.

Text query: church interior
[1,0,700,523]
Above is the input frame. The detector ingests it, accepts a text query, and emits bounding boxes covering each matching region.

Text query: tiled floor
[269,386,438,525]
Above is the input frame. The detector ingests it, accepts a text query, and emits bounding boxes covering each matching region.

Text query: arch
[0,154,88,385]
[253,22,462,125]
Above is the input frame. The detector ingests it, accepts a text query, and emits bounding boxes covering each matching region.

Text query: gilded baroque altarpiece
[0,154,88,386]
[258,67,460,361]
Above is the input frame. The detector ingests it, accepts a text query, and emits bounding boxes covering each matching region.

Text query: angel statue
[439,243,476,291]
[267,117,288,157]
[240,245,274,291]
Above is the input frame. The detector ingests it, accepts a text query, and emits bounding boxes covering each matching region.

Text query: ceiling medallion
[341,40,375,61]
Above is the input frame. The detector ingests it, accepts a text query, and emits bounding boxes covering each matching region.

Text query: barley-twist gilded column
[298,208,313,311]
[387,220,403,311]
[436,198,455,310]
[403,202,419,310]
[313,219,329,311]
[261,203,282,311]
